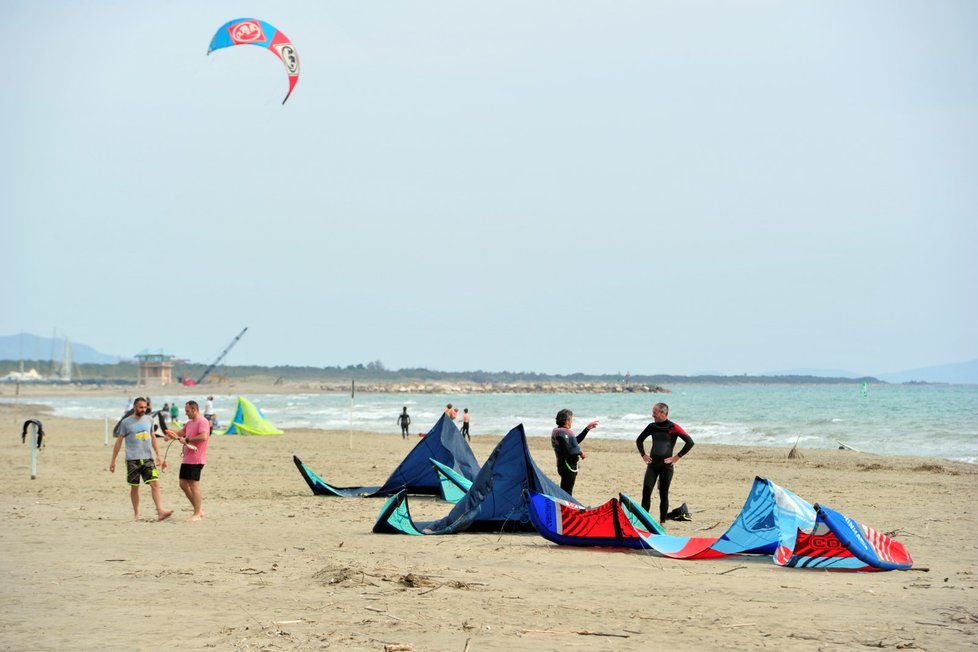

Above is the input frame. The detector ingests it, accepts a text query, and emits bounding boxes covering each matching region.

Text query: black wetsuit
[635,420,694,522]
[397,413,411,439]
[551,424,592,495]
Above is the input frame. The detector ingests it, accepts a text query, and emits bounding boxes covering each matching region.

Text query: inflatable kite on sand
[373,424,579,535]
[294,413,479,498]
[527,492,665,549]
[529,477,913,571]
[208,18,300,104]
[218,396,283,435]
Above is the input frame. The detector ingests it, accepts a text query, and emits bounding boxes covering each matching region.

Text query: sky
[2,1,976,377]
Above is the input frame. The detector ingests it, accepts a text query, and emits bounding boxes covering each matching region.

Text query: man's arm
[109,436,124,472]
[151,432,162,463]
[635,424,653,456]
[665,425,694,464]
[576,420,599,443]
[185,422,211,444]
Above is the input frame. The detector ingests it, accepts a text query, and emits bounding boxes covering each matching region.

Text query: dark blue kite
[294,413,479,498]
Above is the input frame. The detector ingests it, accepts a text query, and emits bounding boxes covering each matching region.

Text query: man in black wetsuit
[397,407,411,440]
[635,402,694,523]
[551,409,599,495]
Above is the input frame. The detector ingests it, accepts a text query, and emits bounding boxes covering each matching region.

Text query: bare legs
[131,482,173,521]
[130,485,140,520]
[179,479,204,522]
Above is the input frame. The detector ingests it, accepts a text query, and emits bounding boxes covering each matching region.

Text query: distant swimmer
[551,409,599,496]
[635,402,694,524]
[461,408,470,441]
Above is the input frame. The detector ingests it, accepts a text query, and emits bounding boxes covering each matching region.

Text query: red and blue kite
[207,18,300,104]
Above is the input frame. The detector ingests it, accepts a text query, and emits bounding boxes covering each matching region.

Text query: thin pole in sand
[349,379,355,449]
[28,421,39,479]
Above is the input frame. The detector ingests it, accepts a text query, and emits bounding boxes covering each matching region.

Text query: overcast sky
[2,1,975,376]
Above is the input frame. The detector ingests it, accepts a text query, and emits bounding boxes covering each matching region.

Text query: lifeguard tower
[135,349,175,386]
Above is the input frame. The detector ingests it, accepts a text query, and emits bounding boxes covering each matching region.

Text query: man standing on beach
[461,408,471,441]
[203,395,215,427]
[165,400,211,522]
[551,409,599,495]
[635,402,694,523]
[397,407,411,440]
[109,397,173,521]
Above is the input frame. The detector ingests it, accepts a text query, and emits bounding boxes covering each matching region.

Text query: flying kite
[207,18,300,104]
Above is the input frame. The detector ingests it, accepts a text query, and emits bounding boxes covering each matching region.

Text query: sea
[7,383,977,464]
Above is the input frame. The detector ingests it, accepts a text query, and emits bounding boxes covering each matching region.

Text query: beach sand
[1,397,976,651]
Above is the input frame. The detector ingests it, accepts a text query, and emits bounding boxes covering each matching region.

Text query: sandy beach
[1,393,976,651]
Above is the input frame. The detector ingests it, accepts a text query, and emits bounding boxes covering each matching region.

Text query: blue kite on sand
[293,413,479,498]
[373,424,579,534]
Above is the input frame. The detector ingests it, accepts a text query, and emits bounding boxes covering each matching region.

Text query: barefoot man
[165,400,211,522]
[109,397,173,521]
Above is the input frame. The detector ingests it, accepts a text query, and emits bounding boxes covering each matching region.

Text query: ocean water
[7,383,976,463]
[7,383,978,464]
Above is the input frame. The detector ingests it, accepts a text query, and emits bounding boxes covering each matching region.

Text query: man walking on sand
[397,406,411,440]
[109,397,173,521]
[165,400,211,522]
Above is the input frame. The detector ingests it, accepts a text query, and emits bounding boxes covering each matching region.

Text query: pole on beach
[28,421,39,479]
[348,379,355,450]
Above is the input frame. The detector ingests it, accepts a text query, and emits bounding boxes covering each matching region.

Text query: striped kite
[207,18,300,104]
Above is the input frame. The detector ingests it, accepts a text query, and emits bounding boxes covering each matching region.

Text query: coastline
[2,402,976,650]
[0,378,674,396]
[7,381,976,466]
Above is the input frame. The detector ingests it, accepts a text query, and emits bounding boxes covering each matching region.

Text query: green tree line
[0,359,882,385]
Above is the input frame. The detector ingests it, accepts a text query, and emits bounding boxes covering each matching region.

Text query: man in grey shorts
[109,397,173,521]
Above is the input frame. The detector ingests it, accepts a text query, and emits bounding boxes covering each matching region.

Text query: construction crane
[184,327,248,386]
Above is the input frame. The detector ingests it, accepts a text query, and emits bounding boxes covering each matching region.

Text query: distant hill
[764,367,862,378]
[2,332,974,384]
[876,359,978,384]
[0,333,122,365]
[757,361,977,385]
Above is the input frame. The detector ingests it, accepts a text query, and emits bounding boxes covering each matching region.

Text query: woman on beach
[635,402,694,523]
[551,409,599,495]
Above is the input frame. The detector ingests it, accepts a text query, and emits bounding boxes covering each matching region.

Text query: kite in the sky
[207,18,300,104]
